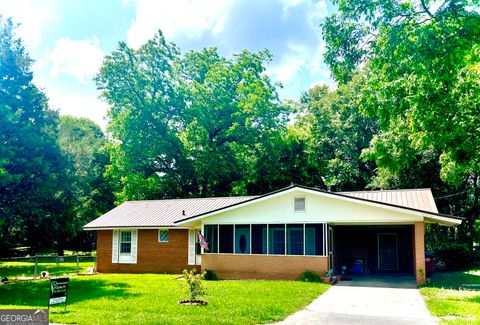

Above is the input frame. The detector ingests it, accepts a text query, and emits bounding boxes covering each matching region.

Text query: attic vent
[294,197,306,212]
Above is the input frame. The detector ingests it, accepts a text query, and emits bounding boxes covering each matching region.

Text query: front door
[378,233,398,271]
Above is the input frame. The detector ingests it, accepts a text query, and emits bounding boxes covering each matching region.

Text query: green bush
[298,270,322,283]
[203,269,218,281]
[434,243,472,271]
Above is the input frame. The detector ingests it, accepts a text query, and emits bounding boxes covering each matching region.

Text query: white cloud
[125,0,232,48]
[47,87,110,129]
[0,0,56,50]
[268,57,305,84]
[48,37,105,83]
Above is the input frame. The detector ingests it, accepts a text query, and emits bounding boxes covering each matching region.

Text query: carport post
[413,222,426,285]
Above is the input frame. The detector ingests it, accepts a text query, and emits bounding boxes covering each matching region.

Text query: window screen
[219,224,234,253]
[204,225,218,253]
[268,224,285,255]
[251,224,267,254]
[294,197,306,211]
[287,224,304,255]
[305,224,324,256]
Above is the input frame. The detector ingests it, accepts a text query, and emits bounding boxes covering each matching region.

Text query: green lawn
[420,270,480,325]
[0,258,96,279]
[0,274,329,324]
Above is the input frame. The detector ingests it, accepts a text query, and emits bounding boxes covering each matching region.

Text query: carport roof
[339,188,438,213]
[84,185,461,229]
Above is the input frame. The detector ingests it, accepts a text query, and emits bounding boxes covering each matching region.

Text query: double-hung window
[120,231,132,254]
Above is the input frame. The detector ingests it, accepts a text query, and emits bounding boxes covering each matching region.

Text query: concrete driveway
[278,276,436,325]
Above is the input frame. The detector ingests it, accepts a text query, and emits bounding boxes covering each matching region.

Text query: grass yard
[420,269,480,324]
[0,274,329,324]
[0,258,96,279]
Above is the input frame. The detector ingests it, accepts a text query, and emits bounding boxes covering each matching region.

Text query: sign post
[49,277,69,311]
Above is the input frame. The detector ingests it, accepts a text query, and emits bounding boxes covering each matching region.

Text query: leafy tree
[177,48,288,196]
[97,33,289,200]
[58,116,114,251]
[300,77,377,191]
[96,31,188,202]
[322,0,480,248]
[0,17,71,255]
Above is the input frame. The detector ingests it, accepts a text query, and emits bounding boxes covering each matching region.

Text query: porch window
[235,225,250,254]
[204,224,218,253]
[305,224,325,256]
[251,224,267,254]
[268,224,285,255]
[120,231,132,254]
[287,224,304,255]
[219,224,234,253]
[203,223,326,256]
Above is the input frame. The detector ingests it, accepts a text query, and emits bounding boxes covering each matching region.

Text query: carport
[331,225,414,275]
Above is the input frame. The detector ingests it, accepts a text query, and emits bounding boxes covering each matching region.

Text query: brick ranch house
[84,185,462,285]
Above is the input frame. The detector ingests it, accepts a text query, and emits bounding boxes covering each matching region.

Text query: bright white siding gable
[203,190,423,225]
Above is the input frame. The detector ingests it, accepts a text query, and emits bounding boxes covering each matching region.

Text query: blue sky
[1,0,335,128]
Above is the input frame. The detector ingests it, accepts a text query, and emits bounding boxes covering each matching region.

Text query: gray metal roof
[84,196,257,229]
[84,187,440,229]
[339,188,438,213]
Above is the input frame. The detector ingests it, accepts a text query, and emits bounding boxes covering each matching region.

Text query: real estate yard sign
[49,277,69,310]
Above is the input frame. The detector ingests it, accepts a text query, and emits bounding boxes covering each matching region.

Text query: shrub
[299,270,322,283]
[434,243,472,271]
[203,269,218,281]
[182,269,206,300]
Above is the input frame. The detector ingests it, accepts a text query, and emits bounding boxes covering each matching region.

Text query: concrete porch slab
[336,274,417,289]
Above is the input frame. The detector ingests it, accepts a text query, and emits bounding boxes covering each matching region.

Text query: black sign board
[49,277,69,310]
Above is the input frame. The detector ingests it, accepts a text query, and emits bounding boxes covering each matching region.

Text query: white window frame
[293,196,306,212]
[120,230,132,254]
[158,229,169,243]
[203,223,327,257]
[112,229,138,264]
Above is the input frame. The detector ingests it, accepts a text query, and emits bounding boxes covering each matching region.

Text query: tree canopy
[322,0,480,248]
[1,1,479,257]
[0,17,70,255]
[96,32,293,201]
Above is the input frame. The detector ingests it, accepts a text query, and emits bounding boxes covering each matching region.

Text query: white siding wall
[203,190,423,225]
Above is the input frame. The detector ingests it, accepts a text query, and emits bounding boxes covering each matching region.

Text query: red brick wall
[413,222,426,285]
[96,229,197,273]
[202,254,329,280]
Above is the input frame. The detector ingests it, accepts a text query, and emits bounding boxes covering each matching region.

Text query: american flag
[198,232,209,251]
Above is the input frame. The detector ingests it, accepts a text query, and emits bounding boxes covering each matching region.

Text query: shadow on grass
[0,278,135,307]
[427,270,480,289]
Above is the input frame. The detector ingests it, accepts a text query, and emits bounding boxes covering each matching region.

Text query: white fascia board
[424,215,462,226]
[175,186,461,226]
